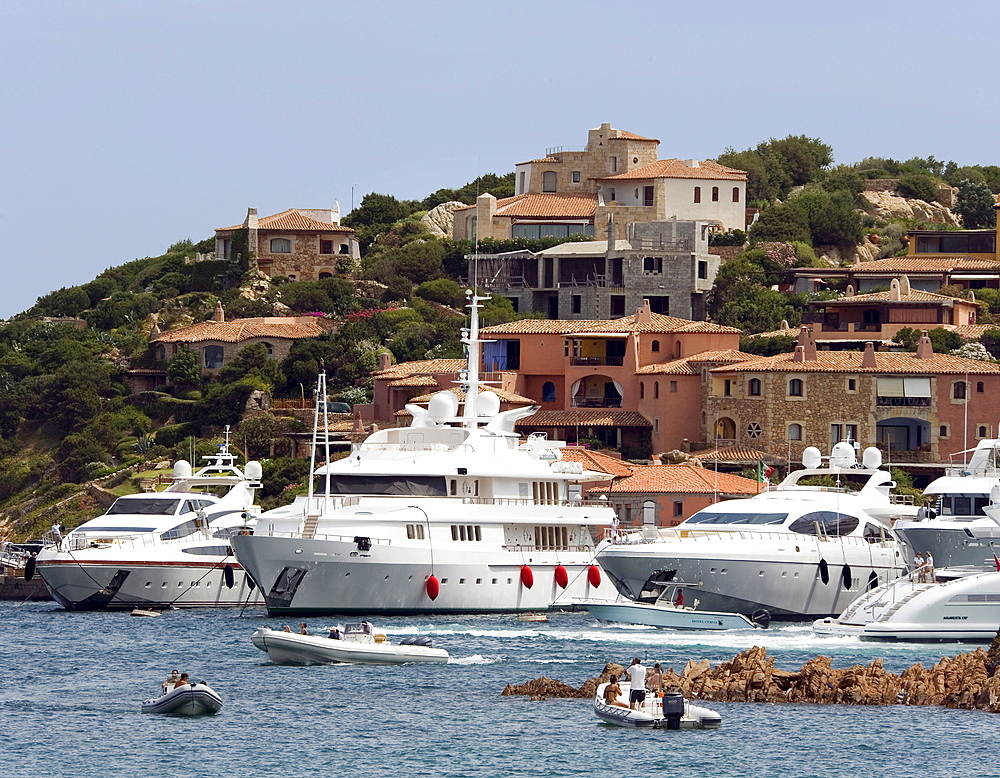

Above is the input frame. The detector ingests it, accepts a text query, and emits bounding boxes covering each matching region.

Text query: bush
[896,174,938,203]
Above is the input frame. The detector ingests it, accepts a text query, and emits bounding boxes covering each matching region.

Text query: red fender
[426,574,440,600]
[554,565,569,589]
[588,565,602,588]
[520,565,534,589]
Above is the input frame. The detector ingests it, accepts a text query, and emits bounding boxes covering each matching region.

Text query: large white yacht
[595,444,913,619]
[36,438,262,610]
[231,292,616,615]
[891,438,1000,569]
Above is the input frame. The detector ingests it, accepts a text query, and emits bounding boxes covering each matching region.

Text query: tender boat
[892,438,1000,568]
[231,292,616,615]
[596,444,912,620]
[36,432,263,610]
[594,683,721,729]
[141,682,223,715]
[251,623,449,665]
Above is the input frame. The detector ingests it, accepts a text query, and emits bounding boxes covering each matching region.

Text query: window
[648,296,669,315]
[978,381,985,393]
[204,345,224,369]
[694,186,701,203]
[270,238,291,253]
[318,272,333,280]
[609,188,616,202]
[673,501,684,518]
[788,423,803,440]
[320,240,333,254]
[643,256,663,273]
[697,260,708,279]
[572,295,581,314]
[724,379,733,397]
[339,243,350,255]
[610,296,626,316]
[651,340,660,353]
[748,378,761,396]
[639,382,645,399]
[979,425,989,438]
[746,421,762,438]
[542,382,556,403]
[669,381,677,392]
[712,186,719,202]
[954,381,968,400]
[519,171,525,193]
[643,185,654,206]
[572,171,581,183]
[261,342,273,357]
[732,187,740,203]
[654,381,659,399]
[542,171,557,193]
[788,378,804,397]
[847,378,857,392]
[610,156,617,173]
[939,424,949,438]
[155,344,166,361]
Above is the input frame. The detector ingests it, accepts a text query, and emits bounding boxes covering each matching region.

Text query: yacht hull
[891,523,1000,569]
[232,534,605,614]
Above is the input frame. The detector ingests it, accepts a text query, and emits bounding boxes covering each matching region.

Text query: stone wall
[863,179,956,208]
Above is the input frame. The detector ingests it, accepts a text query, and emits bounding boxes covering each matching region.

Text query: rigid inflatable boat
[141,682,223,715]
[251,623,449,665]
[594,683,721,729]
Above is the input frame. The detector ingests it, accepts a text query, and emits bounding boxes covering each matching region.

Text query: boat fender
[223,564,235,589]
[426,574,440,600]
[818,558,829,585]
[24,555,36,582]
[841,564,852,590]
[520,565,534,589]
[867,571,879,591]
[247,576,256,591]
[751,609,771,629]
[554,565,569,589]
[588,565,602,588]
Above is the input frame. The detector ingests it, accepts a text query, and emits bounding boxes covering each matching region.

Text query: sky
[1,0,998,318]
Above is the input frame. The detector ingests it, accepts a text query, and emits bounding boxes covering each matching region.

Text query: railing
[615,528,896,548]
[545,145,585,155]
[876,396,930,407]
[0,542,30,569]
[855,323,882,332]
[571,398,623,408]
[820,323,849,332]
[569,356,624,366]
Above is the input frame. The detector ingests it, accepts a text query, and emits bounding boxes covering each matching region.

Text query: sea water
[2,601,999,778]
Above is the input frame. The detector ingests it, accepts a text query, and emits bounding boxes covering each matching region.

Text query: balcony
[570,356,624,366]
[876,396,931,407]
[571,398,623,408]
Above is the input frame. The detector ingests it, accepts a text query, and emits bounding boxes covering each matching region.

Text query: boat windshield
[684,511,788,526]
[160,519,205,541]
[316,476,448,497]
[107,498,182,516]
[938,494,990,517]
[787,511,860,536]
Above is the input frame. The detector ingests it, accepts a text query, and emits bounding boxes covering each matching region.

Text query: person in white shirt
[925,552,935,583]
[625,657,646,710]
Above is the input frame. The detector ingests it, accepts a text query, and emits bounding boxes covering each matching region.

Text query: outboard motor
[751,609,771,629]
[662,691,685,730]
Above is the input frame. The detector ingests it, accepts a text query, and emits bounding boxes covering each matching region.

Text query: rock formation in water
[503,636,1000,713]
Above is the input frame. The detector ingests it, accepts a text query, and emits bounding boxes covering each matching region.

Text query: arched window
[977,381,985,393]
[204,345,224,369]
[978,425,988,438]
[155,344,166,361]
[651,340,660,353]
[693,186,701,203]
[318,272,333,280]
[748,378,762,396]
[542,171,557,193]
[732,187,740,203]
[542,382,556,403]
[711,186,719,202]
[339,243,350,254]
[639,382,645,399]
[939,425,948,437]
[788,423,803,441]
[788,378,804,397]
[954,381,967,399]
[654,381,660,399]
[270,238,291,253]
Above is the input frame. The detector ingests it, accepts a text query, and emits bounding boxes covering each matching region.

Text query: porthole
[144,582,151,588]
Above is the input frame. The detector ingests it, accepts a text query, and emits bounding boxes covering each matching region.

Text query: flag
[757,460,775,483]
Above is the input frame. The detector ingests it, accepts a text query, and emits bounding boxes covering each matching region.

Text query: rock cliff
[861,191,960,226]
[420,201,465,239]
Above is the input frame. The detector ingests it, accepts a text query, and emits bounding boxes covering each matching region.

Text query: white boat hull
[582,599,756,630]
[251,627,449,665]
[594,683,720,729]
[141,683,223,715]
[232,533,606,615]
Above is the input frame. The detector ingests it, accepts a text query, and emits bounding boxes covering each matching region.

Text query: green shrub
[896,174,938,203]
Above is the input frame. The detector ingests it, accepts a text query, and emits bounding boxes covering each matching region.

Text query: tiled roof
[153,317,325,344]
[637,350,756,375]
[610,130,659,142]
[386,375,440,388]
[599,159,747,182]
[482,314,740,336]
[586,464,761,495]
[749,327,800,339]
[711,350,1000,375]
[517,410,652,428]
[690,444,779,464]
[841,256,1000,274]
[955,324,996,339]
[453,193,597,218]
[404,386,538,405]
[559,447,635,478]
[217,209,355,233]
[820,289,973,305]
[373,359,466,379]
[516,157,560,165]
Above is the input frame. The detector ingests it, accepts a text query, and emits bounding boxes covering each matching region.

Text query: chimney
[862,341,877,368]
[243,207,258,229]
[331,201,341,225]
[795,326,817,360]
[846,284,855,297]
[791,345,806,362]
[635,299,652,324]
[606,212,616,253]
[212,300,225,323]
[889,278,901,300]
[377,352,391,371]
[899,275,911,295]
[915,330,935,359]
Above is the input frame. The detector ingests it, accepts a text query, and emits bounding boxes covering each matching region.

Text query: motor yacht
[36,436,262,610]
[231,292,616,615]
[595,444,913,619]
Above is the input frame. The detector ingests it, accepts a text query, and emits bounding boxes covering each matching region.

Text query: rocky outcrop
[861,191,960,226]
[504,643,1000,712]
[420,201,465,239]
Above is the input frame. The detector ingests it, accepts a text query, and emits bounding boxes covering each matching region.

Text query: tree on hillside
[343,193,408,228]
[217,343,284,390]
[750,187,863,251]
[896,174,938,203]
[955,180,997,229]
[166,346,201,390]
[717,135,832,202]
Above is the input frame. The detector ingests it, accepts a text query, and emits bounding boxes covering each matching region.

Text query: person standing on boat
[913,551,925,582]
[626,658,646,710]
[646,663,664,695]
[610,516,620,542]
[925,551,935,583]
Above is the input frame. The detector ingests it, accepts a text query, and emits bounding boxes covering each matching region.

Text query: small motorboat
[251,623,449,665]
[141,682,223,715]
[594,683,721,729]
[517,613,549,623]
[130,608,160,618]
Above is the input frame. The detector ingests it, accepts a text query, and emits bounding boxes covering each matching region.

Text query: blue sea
[2,601,999,778]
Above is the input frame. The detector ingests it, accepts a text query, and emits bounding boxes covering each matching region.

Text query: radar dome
[427,391,459,423]
[801,447,822,469]
[477,391,501,418]
[830,441,856,468]
[245,460,263,480]
[862,447,882,470]
[172,460,192,479]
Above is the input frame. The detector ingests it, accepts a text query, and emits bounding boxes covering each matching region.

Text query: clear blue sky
[2,0,997,318]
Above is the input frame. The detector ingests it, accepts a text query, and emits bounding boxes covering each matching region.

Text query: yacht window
[316,475,448,497]
[407,524,416,539]
[788,511,859,536]
[211,527,243,539]
[940,494,988,516]
[684,511,788,525]
[180,546,231,555]
[107,498,182,516]
[863,523,887,543]
[161,520,203,541]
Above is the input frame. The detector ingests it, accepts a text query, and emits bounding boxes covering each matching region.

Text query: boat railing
[60,526,219,552]
[612,528,895,548]
[502,543,595,553]
[463,497,611,508]
[0,542,30,568]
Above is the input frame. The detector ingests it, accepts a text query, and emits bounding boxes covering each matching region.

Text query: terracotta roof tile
[482,314,739,336]
[820,289,973,304]
[599,159,747,182]
[217,208,355,233]
[842,256,1000,274]
[586,464,761,495]
[637,350,756,375]
[386,376,440,388]
[453,193,597,218]
[373,359,466,379]
[710,350,1000,375]
[517,410,652,428]
[559,447,635,477]
[153,317,326,344]
[691,444,779,464]
[955,324,996,339]
[610,130,659,142]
